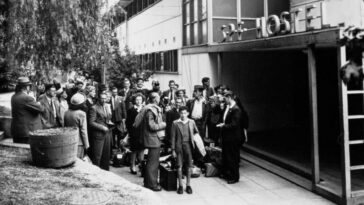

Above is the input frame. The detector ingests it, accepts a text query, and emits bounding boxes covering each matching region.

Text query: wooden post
[307,44,319,187]
[337,45,350,204]
[217,52,222,84]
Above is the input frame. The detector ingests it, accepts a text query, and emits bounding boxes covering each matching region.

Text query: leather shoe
[149,185,162,192]
[186,186,193,194]
[130,168,137,175]
[177,186,183,194]
[227,180,239,184]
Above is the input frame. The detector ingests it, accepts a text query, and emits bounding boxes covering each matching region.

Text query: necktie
[50,100,56,119]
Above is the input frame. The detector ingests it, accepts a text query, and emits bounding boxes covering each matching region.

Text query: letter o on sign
[267,15,280,36]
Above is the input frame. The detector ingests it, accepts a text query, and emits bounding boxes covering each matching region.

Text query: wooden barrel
[29,127,79,168]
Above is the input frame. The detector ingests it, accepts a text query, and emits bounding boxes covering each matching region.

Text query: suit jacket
[89,103,112,139]
[221,104,246,142]
[165,108,180,143]
[64,109,89,149]
[203,87,214,100]
[38,95,61,129]
[141,105,166,148]
[110,95,126,123]
[11,92,44,142]
[170,119,198,153]
[186,98,208,125]
[162,89,177,105]
[120,88,136,110]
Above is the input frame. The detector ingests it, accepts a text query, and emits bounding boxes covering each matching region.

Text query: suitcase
[205,163,220,177]
[159,163,177,191]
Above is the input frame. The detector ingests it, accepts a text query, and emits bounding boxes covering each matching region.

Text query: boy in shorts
[171,106,199,194]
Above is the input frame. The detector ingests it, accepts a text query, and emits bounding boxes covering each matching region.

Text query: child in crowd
[171,106,199,194]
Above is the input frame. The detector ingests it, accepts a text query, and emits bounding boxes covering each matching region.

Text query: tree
[107,45,153,89]
[0,0,9,91]
[7,0,115,83]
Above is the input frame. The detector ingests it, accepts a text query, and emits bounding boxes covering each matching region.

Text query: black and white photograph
[0,0,363,204]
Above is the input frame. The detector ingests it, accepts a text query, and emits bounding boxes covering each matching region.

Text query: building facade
[109,0,364,204]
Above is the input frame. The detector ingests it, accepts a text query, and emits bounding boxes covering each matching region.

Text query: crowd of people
[11,74,249,194]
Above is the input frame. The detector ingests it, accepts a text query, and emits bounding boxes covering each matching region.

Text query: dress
[126,106,144,151]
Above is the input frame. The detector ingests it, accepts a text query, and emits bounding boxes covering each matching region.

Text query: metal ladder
[340,48,364,202]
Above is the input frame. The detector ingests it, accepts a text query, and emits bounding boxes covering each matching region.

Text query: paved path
[110,160,336,205]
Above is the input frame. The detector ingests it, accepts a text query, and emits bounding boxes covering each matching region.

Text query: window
[183,0,208,46]
[137,50,178,73]
[124,0,162,21]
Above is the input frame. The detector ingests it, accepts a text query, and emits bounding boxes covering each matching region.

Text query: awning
[182,28,341,55]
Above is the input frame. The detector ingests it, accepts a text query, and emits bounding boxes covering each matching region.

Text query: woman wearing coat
[64,93,90,159]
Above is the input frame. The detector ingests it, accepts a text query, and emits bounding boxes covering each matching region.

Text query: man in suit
[120,78,135,110]
[39,84,61,129]
[186,85,208,140]
[134,77,149,97]
[110,87,127,149]
[11,77,44,143]
[217,91,248,184]
[202,77,214,101]
[140,92,166,191]
[162,80,177,106]
[89,92,113,170]
[186,85,208,168]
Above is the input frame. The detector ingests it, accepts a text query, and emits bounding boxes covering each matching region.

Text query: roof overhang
[182,28,342,55]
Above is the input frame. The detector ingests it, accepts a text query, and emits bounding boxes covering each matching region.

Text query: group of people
[11,75,249,195]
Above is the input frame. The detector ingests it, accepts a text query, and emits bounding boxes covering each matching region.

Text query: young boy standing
[171,106,199,194]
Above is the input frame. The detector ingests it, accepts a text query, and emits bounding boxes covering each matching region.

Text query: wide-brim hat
[17,77,31,86]
[70,93,86,105]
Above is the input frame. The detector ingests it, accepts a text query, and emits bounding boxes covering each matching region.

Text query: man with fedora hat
[11,77,44,143]
[64,93,90,159]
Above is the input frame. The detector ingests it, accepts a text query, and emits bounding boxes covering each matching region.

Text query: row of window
[138,50,178,73]
[125,0,161,19]
[183,0,208,46]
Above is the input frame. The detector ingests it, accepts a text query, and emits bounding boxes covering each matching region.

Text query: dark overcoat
[11,92,44,143]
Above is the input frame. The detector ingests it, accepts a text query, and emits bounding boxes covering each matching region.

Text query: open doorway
[221,50,312,177]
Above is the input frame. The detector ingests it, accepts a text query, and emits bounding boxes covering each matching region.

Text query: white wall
[115,0,182,54]
[180,53,218,97]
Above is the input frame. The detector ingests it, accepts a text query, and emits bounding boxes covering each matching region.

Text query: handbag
[193,133,206,157]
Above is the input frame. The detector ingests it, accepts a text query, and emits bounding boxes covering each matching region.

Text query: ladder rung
[349,140,364,145]
[350,165,364,171]
[348,115,364,120]
[347,90,364,94]
[351,190,364,197]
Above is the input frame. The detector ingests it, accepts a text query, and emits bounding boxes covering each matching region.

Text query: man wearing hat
[11,77,44,143]
[38,84,61,128]
[186,85,208,168]
[64,93,90,159]
[187,85,208,139]
[216,90,248,184]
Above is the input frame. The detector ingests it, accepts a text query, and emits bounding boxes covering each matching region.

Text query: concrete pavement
[110,160,335,205]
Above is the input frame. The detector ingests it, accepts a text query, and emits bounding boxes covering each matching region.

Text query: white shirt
[223,101,236,123]
[191,98,204,119]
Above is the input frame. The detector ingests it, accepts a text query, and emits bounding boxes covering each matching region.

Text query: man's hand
[102,126,109,132]
[216,123,224,128]
[244,129,248,143]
